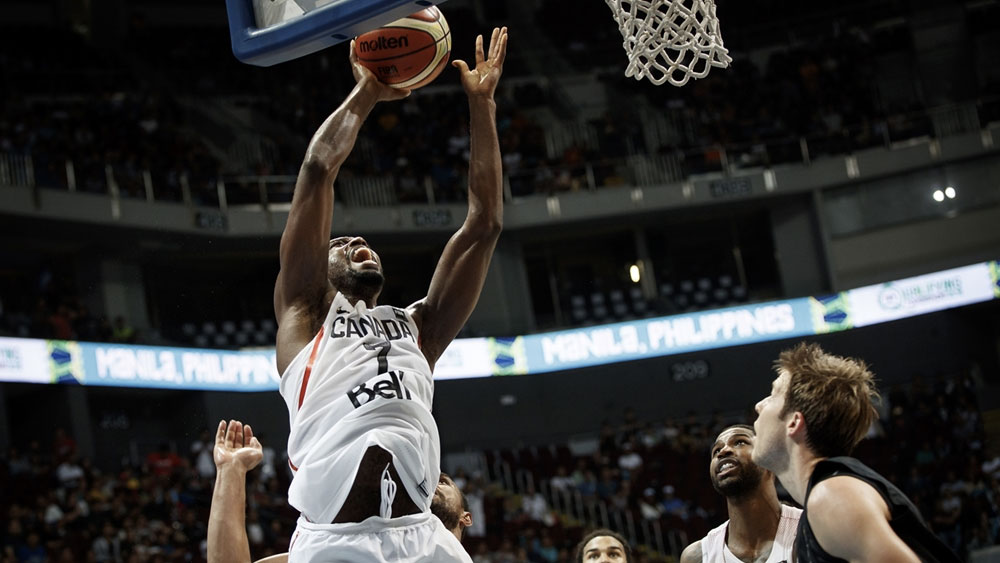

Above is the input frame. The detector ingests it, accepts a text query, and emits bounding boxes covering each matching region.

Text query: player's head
[753,342,879,471]
[327,236,384,302]
[710,424,769,499]
[430,473,472,539]
[574,529,632,563]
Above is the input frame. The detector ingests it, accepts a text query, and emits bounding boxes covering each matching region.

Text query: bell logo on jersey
[347,370,412,408]
[331,313,415,343]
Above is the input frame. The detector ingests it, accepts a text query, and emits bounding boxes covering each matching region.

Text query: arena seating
[1,371,993,561]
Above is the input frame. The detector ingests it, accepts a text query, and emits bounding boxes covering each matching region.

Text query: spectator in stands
[190,429,216,479]
[471,542,492,563]
[522,482,552,526]
[463,479,487,538]
[111,315,137,343]
[597,467,619,501]
[550,465,574,494]
[15,531,45,563]
[638,488,662,521]
[617,441,642,480]
[578,469,599,502]
[55,455,85,490]
[91,522,122,563]
[145,443,183,477]
[660,485,687,520]
[48,304,74,340]
[451,468,469,491]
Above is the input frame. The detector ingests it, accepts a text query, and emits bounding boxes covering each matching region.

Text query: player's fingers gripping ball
[353,6,451,90]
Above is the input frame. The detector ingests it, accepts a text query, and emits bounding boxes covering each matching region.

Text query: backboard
[226,0,447,66]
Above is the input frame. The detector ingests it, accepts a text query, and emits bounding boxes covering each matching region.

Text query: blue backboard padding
[227,0,447,66]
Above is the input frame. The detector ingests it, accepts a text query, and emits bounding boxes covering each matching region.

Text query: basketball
[354,6,452,90]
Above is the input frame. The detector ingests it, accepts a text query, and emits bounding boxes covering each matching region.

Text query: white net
[605,0,732,87]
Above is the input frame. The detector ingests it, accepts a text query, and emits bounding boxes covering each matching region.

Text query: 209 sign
[670,360,710,382]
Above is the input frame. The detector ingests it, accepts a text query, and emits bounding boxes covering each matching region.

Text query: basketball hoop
[605,0,732,87]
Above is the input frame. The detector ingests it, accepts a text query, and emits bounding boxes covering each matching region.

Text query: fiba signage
[0,344,20,371]
[849,263,995,327]
[877,278,963,310]
[0,337,49,383]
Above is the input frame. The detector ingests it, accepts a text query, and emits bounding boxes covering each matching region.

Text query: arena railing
[491,457,688,559]
[3,99,996,212]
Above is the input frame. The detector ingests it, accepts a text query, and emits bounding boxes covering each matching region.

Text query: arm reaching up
[207,420,263,563]
[410,27,509,369]
[274,45,410,375]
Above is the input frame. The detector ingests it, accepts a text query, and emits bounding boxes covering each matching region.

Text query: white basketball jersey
[701,504,802,563]
[279,292,440,524]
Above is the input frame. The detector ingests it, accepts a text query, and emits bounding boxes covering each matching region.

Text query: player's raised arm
[409,27,508,369]
[207,420,263,563]
[274,45,409,373]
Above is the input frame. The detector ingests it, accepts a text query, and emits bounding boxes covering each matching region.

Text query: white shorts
[288,512,471,563]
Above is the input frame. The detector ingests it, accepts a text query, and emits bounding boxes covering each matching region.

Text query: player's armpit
[410,220,501,364]
[806,477,920,563]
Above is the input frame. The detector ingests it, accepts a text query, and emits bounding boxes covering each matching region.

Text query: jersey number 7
[363,341,391,375]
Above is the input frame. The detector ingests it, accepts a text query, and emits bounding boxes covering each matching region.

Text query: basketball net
[605,0,732,87]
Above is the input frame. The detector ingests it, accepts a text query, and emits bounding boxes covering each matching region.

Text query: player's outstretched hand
[213,419,263,473]
[453,26,508,99]
[350,39,411,102]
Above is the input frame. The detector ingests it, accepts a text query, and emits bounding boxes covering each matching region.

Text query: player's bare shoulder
[679,540,703,563]
[405,298,428,330]
[274,286,334,374]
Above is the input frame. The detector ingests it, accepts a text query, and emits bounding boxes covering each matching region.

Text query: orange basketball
[354,6,452,90]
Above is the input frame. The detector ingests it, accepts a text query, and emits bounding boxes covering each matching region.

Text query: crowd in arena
[495,370,1000,561]
[4,6,993,207]
[0,269,137,345]
[1,367,996,561]
[3,1,1000,561]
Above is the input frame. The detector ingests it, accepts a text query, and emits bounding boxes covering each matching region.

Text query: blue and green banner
[0,261,996,390]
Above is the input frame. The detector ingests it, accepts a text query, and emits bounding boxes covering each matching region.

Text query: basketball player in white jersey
[207,420,474,563]
[272,26,507,562]
[680,425,800,563]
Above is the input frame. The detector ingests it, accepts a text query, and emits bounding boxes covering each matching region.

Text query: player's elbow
[467,211,502,239]
[298,155,336,185]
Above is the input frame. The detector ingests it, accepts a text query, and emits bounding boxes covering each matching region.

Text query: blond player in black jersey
[752,343,958,563]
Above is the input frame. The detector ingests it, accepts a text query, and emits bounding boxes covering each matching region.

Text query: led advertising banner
[78,343,280,391]
[0,260,996,390]
[0,337,52,384]
[503,300,815,375]
[431,338,494,380]
[847,263,996,328]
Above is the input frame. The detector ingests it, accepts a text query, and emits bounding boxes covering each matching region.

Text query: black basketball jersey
[796,456,959,563]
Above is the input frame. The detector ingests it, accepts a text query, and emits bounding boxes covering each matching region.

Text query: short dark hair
[574,529,632,563]
[717,424,755,438]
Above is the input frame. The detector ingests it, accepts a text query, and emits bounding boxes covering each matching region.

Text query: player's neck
[781,450,824,506]
[725,489,782,547]
[334,289,378,309]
